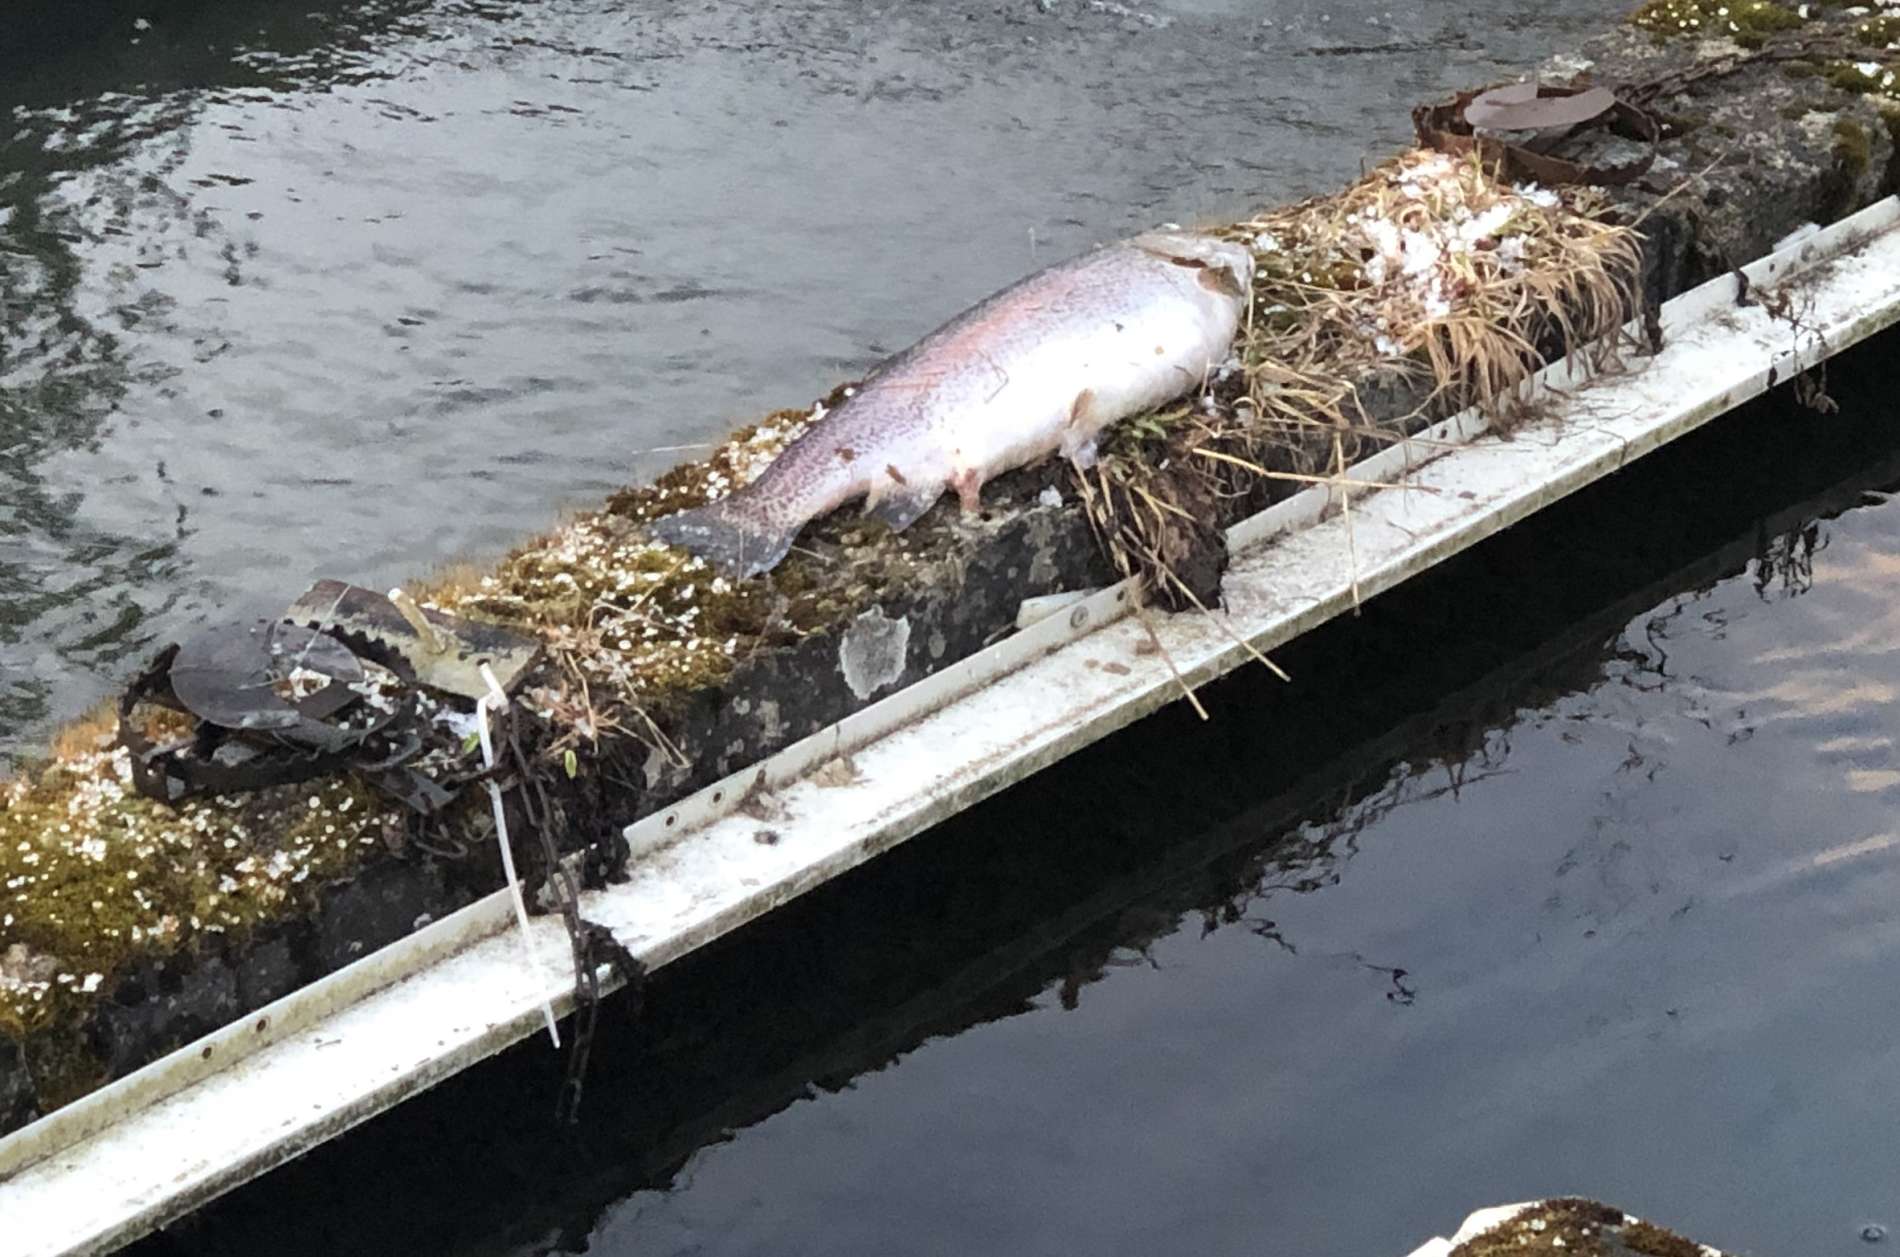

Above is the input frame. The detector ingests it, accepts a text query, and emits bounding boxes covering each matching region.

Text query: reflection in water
[1,0,1631,768]
[0,1,433,764]
[145,346,1900,1257]
[1,97,164,756]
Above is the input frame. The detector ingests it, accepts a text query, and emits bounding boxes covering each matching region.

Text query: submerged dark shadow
[124,334,1900,1257]
[0,0,434,106]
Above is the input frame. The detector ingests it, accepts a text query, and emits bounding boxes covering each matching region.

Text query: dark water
[0,0,1628,769]
[130,342,1900,1257]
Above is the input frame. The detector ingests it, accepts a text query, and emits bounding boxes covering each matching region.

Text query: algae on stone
[1835,115,1873,175]
[1,746,394,1046]
[420,403,960,748]
[1630,0,1805,46]
[1825,57,1900,101]
[1449,1199,1719,1257]
[1853,14,1900,50]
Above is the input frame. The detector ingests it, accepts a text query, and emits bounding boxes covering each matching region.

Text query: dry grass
[0,150,1649,1098]
[1077,148,1645,605]
[9,153,1649,828]
[433,149,1647,728]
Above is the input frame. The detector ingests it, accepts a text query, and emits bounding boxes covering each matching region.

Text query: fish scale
[650,230,1252,577]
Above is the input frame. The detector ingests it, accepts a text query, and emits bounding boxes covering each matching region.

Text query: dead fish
[649,230,1252,577]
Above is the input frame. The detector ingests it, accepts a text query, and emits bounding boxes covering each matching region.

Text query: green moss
[1825,58,1900,100]
[1630,0,1805,44]
[1449,1199,1622,1255]
[1834,116,1873,176]
[2,743,396,1092]
[428,401,958,727]
[1623,1219,1705,1257]
[432,411,822,715]
[1854,14,1900,48]
[1251,248,1363,297]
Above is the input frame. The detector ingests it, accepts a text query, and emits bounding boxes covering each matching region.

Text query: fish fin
[1065,390,1107,470]
[864,482,943,533]
[1131,233,1251,297]
[1068,388,1096,428]
[1131,237,1208,268]
[951,468,984,514]
[1197,264,1246,298]
[648,499,799,578]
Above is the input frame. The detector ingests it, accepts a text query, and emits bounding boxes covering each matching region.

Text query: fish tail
[648,496,799,578]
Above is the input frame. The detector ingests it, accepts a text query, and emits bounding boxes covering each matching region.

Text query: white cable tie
[478,665,560,1048]
[479,663,507,705]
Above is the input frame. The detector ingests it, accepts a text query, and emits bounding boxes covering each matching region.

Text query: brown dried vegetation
[1077,150,1642,604]
[4,148,1641,1117]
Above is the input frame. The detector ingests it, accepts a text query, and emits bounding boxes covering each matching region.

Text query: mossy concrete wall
[2,4,1896,1143]
[633,2,1900,807]
[634,469,1110,799]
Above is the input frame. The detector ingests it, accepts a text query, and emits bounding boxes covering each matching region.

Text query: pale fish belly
[649,231,1251,577]
[940,244,1246,490]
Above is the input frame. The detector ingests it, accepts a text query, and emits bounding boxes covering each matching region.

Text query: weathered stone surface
[87,951,241,1080]
[0,1038,33,1135]
[1573,26,1896,289]
[644,482,1109,798]
[309,857,465,973]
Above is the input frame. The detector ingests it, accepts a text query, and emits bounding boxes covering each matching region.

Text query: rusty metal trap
[116,582,543,817]
[1414,80,1662,186]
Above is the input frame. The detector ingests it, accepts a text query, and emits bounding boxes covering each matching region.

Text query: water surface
[3,0,1626,766]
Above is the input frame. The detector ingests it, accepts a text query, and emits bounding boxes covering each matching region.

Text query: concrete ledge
[2,0,1897,1146]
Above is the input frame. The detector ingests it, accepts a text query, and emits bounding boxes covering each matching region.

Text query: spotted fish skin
[649,231,1251,577]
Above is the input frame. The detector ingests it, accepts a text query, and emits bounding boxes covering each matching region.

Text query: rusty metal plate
[284,580,543,701]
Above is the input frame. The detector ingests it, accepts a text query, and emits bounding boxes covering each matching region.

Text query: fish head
[1128,231,1254,303]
